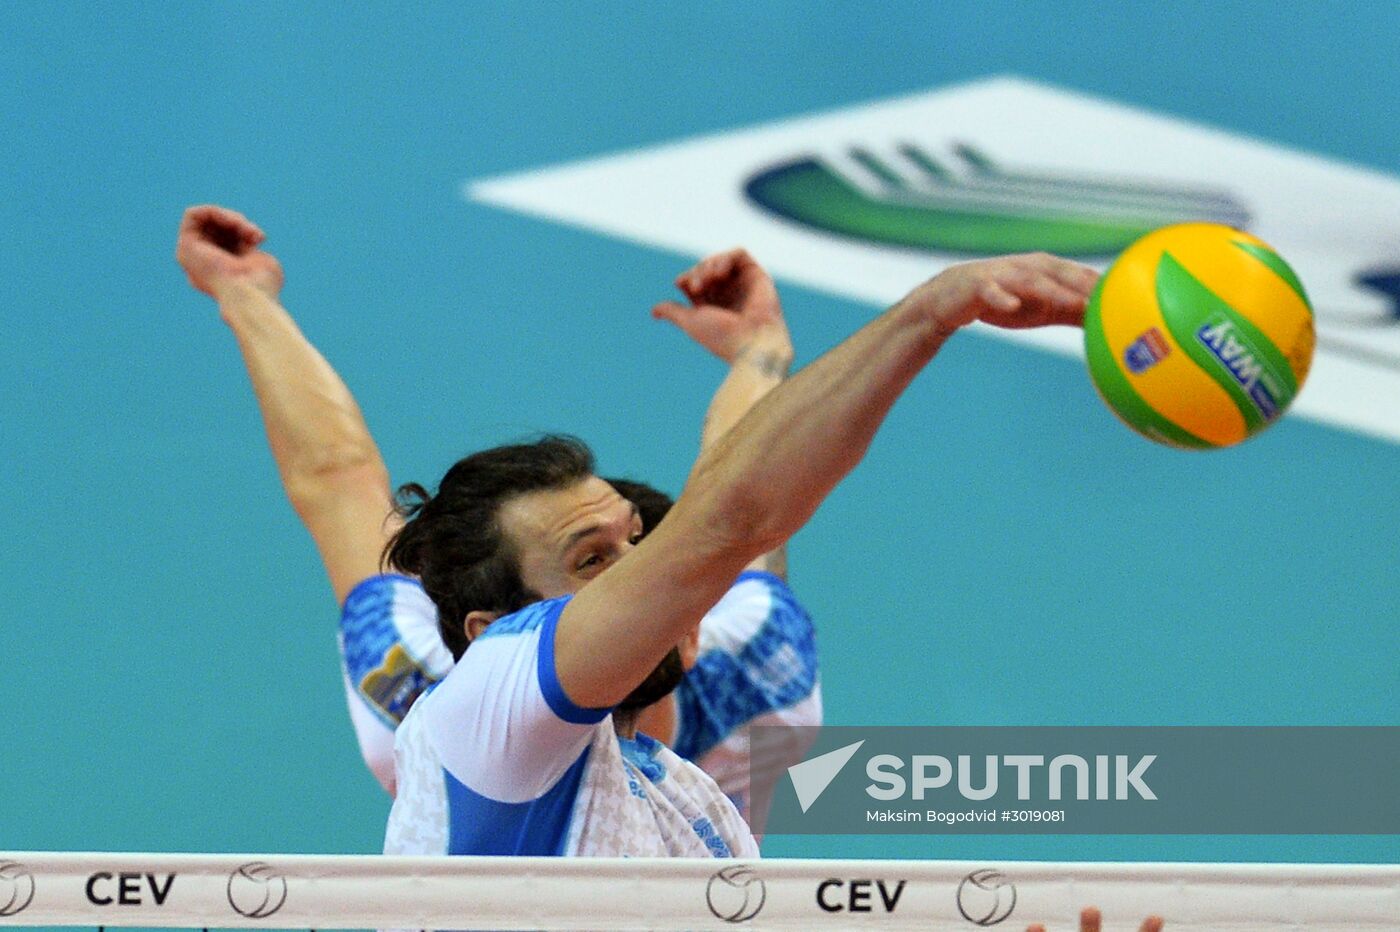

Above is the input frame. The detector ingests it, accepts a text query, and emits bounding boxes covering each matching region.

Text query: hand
[175,204,285,300]
[652,248,793,364]
[1026,906,1164,932]
[905,252,1099,335]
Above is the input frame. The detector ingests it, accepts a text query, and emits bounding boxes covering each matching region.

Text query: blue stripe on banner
[673,574,819,761]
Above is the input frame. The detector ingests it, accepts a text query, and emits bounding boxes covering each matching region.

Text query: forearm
[699,329,793,451]
[680,296,950,557]
[558,296,947,708]
[217,282,387,502]
[558,254,1089,707]
[216,281,396,602]
[698,328,794,576]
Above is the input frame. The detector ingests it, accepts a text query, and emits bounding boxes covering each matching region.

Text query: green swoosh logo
[744,143,1251,257]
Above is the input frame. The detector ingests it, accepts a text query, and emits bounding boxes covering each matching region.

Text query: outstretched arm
[653,248,794,578]
[557,252,1099,709]
[175,205,398,605]
[176,206,418,792]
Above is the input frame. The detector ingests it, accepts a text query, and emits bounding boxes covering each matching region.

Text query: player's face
[496,475,693,711]
[498,475,645,599]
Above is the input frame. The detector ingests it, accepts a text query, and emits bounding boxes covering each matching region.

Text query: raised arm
[175,205,397,604]
[652,248,794,578]
[176,205,425,793]
[556,252,1098,709]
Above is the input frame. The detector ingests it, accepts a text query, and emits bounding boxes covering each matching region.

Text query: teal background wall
[2,0,1396,871]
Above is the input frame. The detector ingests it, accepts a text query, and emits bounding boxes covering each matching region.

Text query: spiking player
[176,204,1166,926]
[175,205,820,826]
[368,247,1099,855]
[178,204,1098,857]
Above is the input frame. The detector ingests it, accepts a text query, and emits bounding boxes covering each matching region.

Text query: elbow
[283,446,391,510]
[679,465,792,565]
[716,481,791,556]
[297,441,386,480]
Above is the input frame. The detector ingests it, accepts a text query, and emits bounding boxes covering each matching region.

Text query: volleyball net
[0,853,1395,930]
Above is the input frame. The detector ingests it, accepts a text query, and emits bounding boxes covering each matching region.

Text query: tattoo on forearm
[735,346,792,380]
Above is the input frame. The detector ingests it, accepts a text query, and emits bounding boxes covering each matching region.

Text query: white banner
[471,76,1400,445]
[0,852,1395,930]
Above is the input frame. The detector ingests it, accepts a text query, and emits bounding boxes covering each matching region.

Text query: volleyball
[1083,223,1315,449]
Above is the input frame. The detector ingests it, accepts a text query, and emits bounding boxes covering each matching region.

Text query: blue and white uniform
[339,571,820,823]
[671,571,822,821]
[338,575,455,794]
[383,597,757,857]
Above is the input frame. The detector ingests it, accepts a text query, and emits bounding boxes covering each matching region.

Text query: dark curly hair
[383,437,677,660]
[385,436,596,659]
[604,477,674,534]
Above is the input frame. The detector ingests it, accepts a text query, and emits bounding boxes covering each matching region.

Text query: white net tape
[0,852,1395,930]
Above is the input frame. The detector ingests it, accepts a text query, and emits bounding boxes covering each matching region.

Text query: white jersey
[339,571,820,819]
[383,597,758,858]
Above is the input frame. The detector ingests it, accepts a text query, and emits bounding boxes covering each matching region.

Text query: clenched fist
[175,204,284,300]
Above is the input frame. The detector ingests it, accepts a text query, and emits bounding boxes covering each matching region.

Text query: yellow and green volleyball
[1083,223,1316,449]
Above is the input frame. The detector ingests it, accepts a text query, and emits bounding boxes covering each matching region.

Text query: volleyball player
[375,244,1099,856]
[177,204,1163,926]
[175,205,819,822]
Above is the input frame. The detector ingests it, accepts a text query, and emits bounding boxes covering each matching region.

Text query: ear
[678,622,701,671]
[464,610,503,643]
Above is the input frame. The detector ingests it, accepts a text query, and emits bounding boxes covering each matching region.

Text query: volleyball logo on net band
[956,868,1017,926]
[706,864,767,923]
[226,860,288,919]
[0,861,36,918]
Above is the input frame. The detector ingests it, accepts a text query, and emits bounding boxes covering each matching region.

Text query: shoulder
[342,572,425,614]
[437,594,610,728]
[474,596,572,642]
[413,595,607,806]
[339,573,454,727]
[671,571,820,761]
[340,575,452,670]
[699,570,813,653]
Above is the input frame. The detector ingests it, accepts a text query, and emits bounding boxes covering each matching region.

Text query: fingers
[1032,273,1091,323]
[698,249,744,281]
[1047,258,1100,297]
[651,301,689,325]
[1030,254,1096,319]
[982,254,1094,327]
[676,248,749,299]
[178,204,265,255]
[1026,905,1160,931]
[180,204,263,240]
[979,280,1021,313]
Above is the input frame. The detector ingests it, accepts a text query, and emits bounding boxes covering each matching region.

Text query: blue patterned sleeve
[339,574,456,726]
[671,571,820,762]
